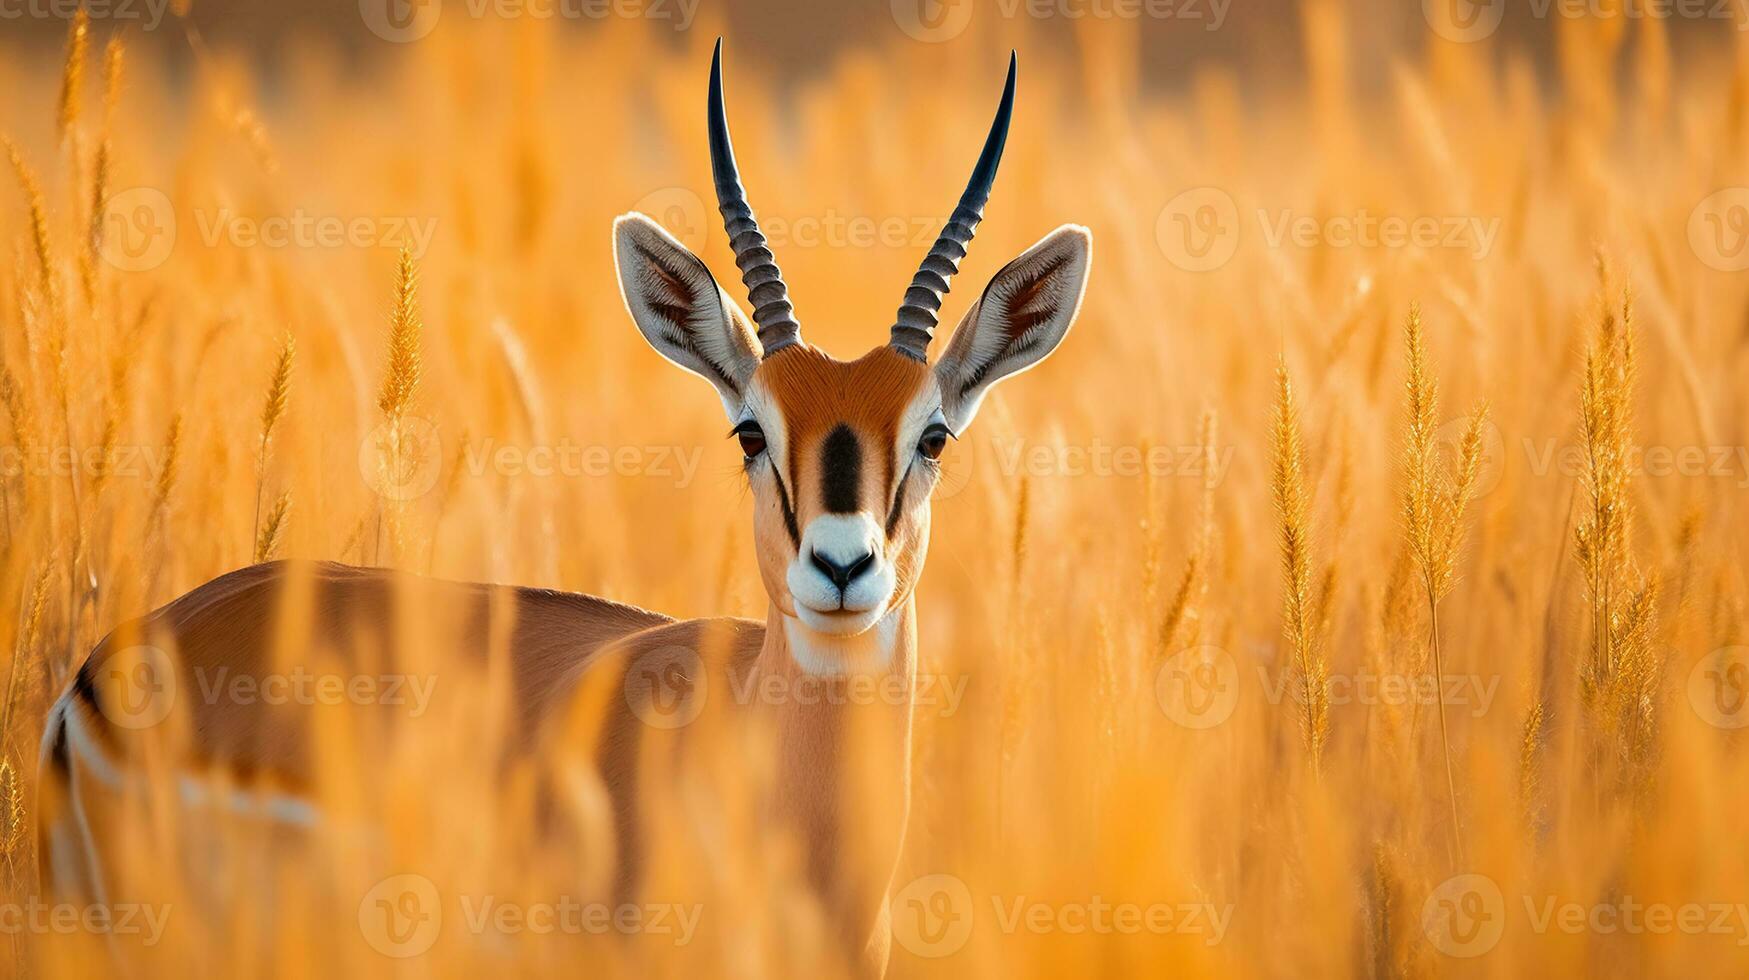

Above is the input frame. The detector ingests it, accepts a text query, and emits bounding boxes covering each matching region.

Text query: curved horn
[890,51,1017,361]
[708,38,800,355]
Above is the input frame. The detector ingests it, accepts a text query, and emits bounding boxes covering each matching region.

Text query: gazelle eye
[918,424,950,461]
[733,420,767,459]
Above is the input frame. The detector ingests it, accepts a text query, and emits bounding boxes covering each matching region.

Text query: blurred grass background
[1,0,1749,975]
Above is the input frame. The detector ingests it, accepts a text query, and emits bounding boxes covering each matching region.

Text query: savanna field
[2,1,1749,976]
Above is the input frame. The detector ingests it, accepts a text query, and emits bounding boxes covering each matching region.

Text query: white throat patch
[782,608,903,677]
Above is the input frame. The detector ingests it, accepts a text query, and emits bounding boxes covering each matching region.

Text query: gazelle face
[611,42,1091,671]
[740,346,939,638]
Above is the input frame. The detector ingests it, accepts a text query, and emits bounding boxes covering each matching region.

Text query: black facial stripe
[772,463,802,549]
[886,464,910,538]
[820,424,862,514]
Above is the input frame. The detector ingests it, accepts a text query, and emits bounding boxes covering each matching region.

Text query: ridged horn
[708,38,800,355]
[889,51,1016,361]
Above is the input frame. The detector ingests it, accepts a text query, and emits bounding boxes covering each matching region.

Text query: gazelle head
[613,42,1091,672]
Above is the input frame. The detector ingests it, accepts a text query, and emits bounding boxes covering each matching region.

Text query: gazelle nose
[810,549,874,592]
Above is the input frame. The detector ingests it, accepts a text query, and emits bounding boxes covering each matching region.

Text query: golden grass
[0,8,1746,977]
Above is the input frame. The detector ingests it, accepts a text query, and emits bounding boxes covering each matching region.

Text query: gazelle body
[38,41,1090,975]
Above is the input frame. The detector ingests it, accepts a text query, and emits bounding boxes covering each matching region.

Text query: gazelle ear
[934,225,1091,432]
[614,212,762,416]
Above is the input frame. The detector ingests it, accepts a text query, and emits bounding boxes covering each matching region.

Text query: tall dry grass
[0,5,1746,977]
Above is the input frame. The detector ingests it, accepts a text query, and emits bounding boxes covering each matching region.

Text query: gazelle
[37,41,1090,974]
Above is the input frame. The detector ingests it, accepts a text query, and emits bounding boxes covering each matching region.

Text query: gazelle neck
[755,594,918,968]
